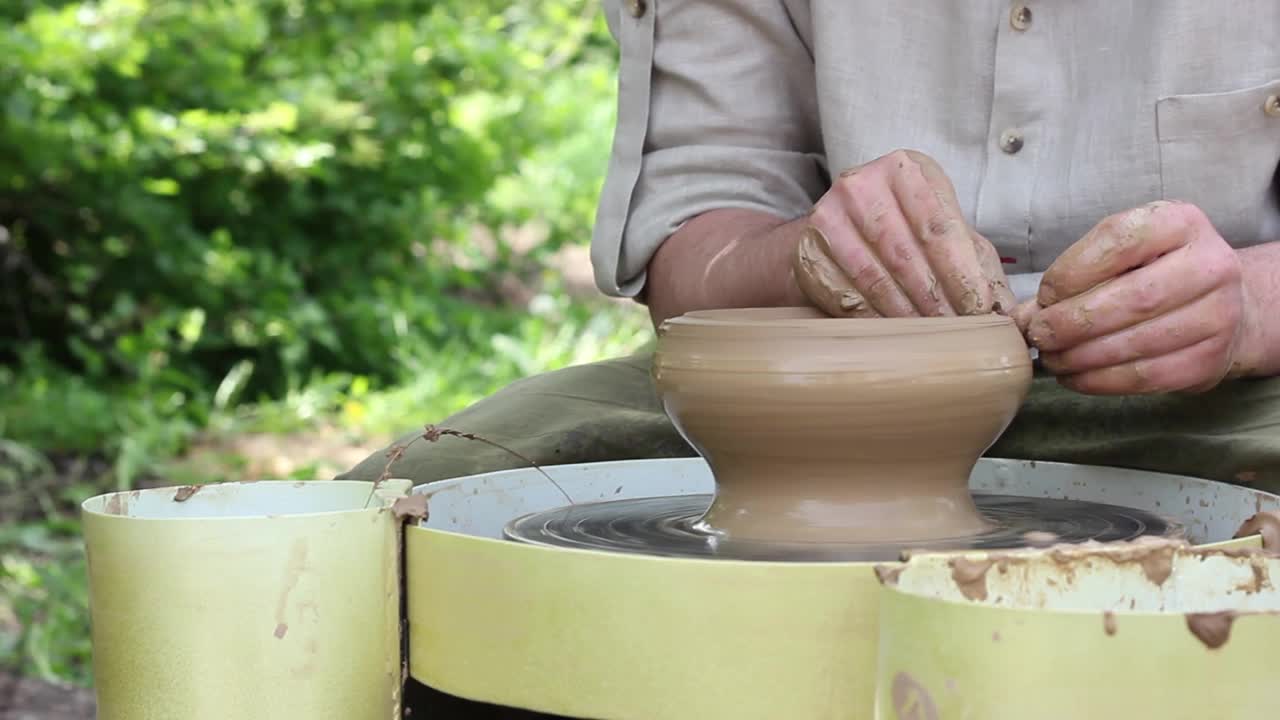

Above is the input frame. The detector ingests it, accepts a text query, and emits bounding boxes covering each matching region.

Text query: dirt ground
[0,671,94,720]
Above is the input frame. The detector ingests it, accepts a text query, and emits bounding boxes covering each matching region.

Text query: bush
[0,0,623,410]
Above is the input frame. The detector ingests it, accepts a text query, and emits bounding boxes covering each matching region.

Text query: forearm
[644,208,812,328]
[1238,240,1280,378]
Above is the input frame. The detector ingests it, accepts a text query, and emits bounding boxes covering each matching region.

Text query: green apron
[337,345,1280,496]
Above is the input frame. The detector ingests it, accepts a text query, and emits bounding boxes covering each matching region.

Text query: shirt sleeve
[589,0,829,299]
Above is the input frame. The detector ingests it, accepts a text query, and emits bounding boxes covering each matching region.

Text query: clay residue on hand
[949,557,995,601]
[1185,611,1236,650]
[1233,510,1280,553]
[792,226,877,318]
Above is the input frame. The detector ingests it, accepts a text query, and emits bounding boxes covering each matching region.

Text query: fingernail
[1026,318,1055,348]
[1010,299,1038,329]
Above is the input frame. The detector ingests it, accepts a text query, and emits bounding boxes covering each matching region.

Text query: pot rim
[661,307,1016,339]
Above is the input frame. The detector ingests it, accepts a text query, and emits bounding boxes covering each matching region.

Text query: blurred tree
[0,0,619,401]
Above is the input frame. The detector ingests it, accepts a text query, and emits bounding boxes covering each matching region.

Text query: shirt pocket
[1155,77,1280,247]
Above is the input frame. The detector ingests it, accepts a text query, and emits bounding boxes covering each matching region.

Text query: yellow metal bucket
[874,539,1280,719]
[81,479,410,720]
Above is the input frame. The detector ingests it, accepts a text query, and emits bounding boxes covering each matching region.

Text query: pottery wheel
[503,494,1184,562]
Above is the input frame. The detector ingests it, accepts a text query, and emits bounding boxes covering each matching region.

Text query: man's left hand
[1012,200,1263,395]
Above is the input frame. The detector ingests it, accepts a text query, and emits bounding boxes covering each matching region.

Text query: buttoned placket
[592,0,658,296]
[974,2,1045,273]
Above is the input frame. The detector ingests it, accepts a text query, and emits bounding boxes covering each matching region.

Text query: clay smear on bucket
[881,540,1280,654]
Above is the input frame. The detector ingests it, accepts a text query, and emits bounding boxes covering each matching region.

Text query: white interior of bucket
[892,548,1280,612]
[81,480,379,520]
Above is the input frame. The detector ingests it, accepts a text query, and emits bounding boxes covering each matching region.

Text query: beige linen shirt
[589,0,1280,299]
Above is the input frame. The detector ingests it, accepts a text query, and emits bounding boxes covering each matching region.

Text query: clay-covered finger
[889,152,992,314]
[793,226,881,318]
[1025,239,1229,352]
[809,199,918,317]
[970,230,1017,315]
[1038,289,1233,375]
[1009,299,1041,337]
[1037,201,1195,306]
[833,168,955,316]
[1057,334,1233,395]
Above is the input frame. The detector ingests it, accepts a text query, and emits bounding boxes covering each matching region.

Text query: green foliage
[0,0,651,691]
[0,524,92,685]
[0,0,625,404]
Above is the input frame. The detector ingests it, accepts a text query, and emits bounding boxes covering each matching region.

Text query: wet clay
[1021,531,1059,547]
[653,307,1032,544]
[949,557,994,601]
[793,227,874,318]
[1234,509,1280,553]
[1185,611,1236,650]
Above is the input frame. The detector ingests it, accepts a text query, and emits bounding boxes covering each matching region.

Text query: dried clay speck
[274,540,308,640]
[391,494,429,523]
[949,557,994,601]
[172,485,203,502]
[874,564,905,586]
[104,494,127,516]
[891,672,938,720]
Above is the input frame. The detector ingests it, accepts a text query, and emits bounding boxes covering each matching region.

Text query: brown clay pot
[652,307,1033,544]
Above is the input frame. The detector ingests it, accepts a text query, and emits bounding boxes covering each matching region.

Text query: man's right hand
[796,149,1015,318]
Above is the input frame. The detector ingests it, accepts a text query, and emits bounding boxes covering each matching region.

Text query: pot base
[503,492,1182,562]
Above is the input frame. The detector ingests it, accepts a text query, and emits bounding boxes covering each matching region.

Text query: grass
[0,288,653,688]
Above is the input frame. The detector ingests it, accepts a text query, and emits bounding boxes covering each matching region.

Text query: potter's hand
[795,149,1016,318]
[1013,201,1263,395]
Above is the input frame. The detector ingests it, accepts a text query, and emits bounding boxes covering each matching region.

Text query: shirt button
[999,129,1024,154]
[1010,4,1033,30]
[1265,94,1280,118]
[627,0,647,18]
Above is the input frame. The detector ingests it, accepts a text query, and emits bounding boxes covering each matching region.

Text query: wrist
[1231,244,1280,379]
[645,209,811,327]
